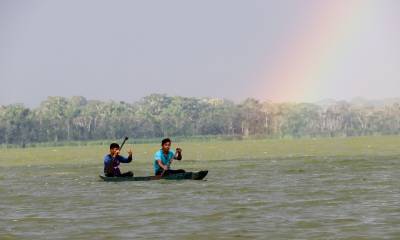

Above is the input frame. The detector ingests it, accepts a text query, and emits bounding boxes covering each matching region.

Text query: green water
[1,156,399,239]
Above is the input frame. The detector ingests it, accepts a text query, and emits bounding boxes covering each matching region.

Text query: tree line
[1,94,400,146]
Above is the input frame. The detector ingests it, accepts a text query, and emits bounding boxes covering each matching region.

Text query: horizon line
[2,94,400,108]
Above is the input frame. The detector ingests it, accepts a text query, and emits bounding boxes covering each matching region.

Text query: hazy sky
[0,0,399,106]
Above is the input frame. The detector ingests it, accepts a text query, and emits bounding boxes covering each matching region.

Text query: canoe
[99,170,208,182]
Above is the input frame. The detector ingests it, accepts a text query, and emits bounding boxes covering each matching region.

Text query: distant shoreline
[1,94,400,146]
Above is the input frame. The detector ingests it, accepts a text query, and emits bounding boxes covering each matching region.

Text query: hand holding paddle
[112,149,120,158]
[175,147,182,160]
[160,164,169,177]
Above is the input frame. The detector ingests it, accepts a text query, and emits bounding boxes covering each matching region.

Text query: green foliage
[1,95,400,145]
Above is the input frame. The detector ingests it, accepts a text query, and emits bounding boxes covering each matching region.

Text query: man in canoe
[104,143,134,177]
[154,138,186,176]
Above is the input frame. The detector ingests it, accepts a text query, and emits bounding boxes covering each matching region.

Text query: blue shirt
[153,149,175,174]
[104,154,132,174]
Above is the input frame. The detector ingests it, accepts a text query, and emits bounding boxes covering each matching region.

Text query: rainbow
[257,0,374,102]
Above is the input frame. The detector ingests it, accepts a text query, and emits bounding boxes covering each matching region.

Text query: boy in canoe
[154,138,186,176]
[104,143,134,177]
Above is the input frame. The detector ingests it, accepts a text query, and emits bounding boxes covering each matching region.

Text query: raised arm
[118,149,133,163]
[174,148,182,160]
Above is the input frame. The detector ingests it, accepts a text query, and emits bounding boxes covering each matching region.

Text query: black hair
[110,143,120,149]
[161,138,171,146]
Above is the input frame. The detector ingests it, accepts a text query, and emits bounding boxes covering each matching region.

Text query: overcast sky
[0,0,399,106]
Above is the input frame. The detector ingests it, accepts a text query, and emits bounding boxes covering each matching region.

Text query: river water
[1,157,399,239]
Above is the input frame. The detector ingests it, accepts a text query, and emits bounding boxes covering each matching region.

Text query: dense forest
[1,94,400,145]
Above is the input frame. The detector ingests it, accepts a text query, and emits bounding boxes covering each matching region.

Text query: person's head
[161,138,172,152]
[110,143,120,155]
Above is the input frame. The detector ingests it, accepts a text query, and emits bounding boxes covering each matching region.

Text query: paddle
[119,136,129,151]
[160,168,168,177]
[160,156,172,177]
